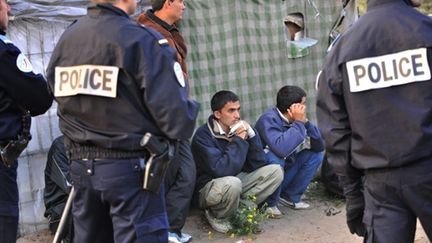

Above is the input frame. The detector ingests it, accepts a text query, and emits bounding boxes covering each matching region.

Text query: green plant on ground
[228,195,268,236]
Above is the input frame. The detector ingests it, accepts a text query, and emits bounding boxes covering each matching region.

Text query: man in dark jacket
[0,0,53,241]
[192,90,283,233]
[317,0,432,242]
[137,1,194,242]
[46,0,199,242]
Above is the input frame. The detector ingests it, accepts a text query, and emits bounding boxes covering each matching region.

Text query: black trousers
[164,140,196,233]
[363,159,432,243]
[0,161,18,243]
[70,158,169,243]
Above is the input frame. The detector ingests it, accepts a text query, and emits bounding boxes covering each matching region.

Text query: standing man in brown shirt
[138,1,193,242]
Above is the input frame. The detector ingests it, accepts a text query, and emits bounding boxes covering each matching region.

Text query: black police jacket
[316,0,432,181]
[0,31,52,140]
[46,4,199,156]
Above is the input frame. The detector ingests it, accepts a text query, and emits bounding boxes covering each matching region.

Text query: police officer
[0,0,53,241]
[316,0,432,242]
[137,1,195,242]
[46,0,199,242]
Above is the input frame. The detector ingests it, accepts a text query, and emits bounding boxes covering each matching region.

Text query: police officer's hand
[346,195,366,237]
[288,103,307,123]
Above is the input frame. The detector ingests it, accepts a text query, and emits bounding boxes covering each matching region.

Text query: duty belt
[68,144,149,160]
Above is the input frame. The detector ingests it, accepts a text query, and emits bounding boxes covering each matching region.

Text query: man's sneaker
[279,197,310,209]
[168,231,192,243]
[179,232,192,242]
[265,206,283,219]
[204,209,232,233]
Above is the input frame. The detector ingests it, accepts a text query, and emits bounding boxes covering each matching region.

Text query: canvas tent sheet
[6,0,341,235]
[182,0,341,124]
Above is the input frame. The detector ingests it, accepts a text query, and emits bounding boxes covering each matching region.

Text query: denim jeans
[265,149,323,206]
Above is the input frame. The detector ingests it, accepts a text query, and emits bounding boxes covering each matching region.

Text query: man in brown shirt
[138,0,188,79]
[137,1,194,243]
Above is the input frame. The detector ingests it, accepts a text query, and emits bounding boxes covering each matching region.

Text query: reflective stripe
[158,39,169,45]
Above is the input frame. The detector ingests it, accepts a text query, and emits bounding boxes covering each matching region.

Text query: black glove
[345,195,366,237]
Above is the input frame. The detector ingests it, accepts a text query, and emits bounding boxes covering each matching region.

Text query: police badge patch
[173,62,185,87]
[16,53,34,73]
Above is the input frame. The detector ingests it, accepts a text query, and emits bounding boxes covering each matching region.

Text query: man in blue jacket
[192,90,283,233]
[255,85,324,210]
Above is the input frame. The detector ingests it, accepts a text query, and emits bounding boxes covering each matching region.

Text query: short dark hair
[276,85,306,113]
[211,90,239,112]
[151,0,166,11]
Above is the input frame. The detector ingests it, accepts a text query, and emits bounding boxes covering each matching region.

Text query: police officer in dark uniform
[317,0,432,242]
[137,1,195,242]
[46,0,199,242]
[0,0,53,242]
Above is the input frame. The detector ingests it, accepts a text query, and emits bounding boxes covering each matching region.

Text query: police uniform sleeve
[316,63,363,186]
[0,42,53,116]
[137,29,199,140]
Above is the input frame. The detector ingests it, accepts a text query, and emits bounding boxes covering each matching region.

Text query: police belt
[67,144,149,160]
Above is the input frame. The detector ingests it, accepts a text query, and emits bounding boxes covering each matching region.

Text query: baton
[53,186,75,243]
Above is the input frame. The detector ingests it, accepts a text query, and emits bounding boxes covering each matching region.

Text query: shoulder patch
[173,62,185,87]
[0,34,13,44]
[346,48,431,92]
[16,53,34,73]
[315,70,322,90]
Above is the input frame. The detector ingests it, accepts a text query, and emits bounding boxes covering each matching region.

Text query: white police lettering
[54,65,119,98]
[347,48,431,92]
[173,62,185,87]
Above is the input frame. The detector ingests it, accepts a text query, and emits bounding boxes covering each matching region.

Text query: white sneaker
[180,232,192,242]
[204,209,232,233]
[265,206,283,219]
[279,198,310,209]
[168,231,192,243]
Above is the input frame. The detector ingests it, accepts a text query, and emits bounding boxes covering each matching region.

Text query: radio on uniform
[54,65,119,98]
[347,48,431,92]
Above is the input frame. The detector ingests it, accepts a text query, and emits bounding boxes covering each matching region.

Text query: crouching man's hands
[229,120,254,140]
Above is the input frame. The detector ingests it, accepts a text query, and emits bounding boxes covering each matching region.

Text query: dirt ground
[17,182,429,243]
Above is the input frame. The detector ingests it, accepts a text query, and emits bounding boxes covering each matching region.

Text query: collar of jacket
[272,107,293,128]
[88,3,130,18]
[146,9,178,32]
[0,30,5,36]
[206,115,232,142]
[367,0,413,9]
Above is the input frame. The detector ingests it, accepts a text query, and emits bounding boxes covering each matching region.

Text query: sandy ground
[17,184,429,243]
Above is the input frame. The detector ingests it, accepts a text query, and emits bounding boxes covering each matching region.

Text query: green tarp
[180,0,341,125]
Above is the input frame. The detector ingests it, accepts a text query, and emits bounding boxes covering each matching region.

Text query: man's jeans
[266,149,323,206]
